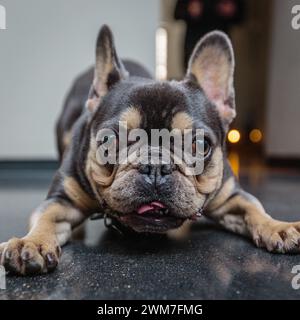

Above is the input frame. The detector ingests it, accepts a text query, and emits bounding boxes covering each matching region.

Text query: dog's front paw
[253,221,300,253]
[0,237,61,275]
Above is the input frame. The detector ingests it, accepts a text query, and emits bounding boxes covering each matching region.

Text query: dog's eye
[192,137,211,158]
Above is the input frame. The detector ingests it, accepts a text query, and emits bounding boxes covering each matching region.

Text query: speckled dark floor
[0,168,300,300]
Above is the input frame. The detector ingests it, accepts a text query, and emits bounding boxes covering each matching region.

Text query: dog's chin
[117,212,186,233]
[111,201,190,233]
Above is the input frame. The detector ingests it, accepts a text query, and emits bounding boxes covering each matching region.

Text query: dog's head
[85,25,236,233]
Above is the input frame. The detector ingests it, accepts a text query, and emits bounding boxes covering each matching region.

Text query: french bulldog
[1,25,300,276]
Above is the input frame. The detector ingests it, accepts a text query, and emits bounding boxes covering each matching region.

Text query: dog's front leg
[206,190,300,253]
[0,199,85,275]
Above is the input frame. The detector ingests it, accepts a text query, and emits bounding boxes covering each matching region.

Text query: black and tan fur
[1,25,300,275]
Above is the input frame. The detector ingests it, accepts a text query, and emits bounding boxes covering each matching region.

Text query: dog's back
[56,60,152,159]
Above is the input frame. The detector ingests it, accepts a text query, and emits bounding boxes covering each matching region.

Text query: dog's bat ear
[186,31,236,126]
[86,25,129,112]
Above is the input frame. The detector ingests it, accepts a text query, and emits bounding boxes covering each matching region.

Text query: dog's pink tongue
[137,201,166,215]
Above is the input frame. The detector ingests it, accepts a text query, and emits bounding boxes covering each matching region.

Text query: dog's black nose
[138,164,173,185]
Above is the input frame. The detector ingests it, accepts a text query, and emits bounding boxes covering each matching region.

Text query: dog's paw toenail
[25,261,41,275]
[21,251,31,261]
[4,262,19,275]
[254,236,262,247]
[276,241,283,251]
[46,253,57,270]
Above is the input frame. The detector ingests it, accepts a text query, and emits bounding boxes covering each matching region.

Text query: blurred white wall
[0,0,159,159]
[266,0,300,158]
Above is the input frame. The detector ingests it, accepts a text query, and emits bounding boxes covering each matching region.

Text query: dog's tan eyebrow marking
[63,176,98,212]
[120,106,142,129]
[171,112,193,131]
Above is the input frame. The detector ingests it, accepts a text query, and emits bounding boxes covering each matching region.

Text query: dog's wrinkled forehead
[92,79,224,141]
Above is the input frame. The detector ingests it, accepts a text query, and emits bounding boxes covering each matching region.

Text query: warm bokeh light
[228,151,240,177]
[227,129,241,144]
[249,129,263,143]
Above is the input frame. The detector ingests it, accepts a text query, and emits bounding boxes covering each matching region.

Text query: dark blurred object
[174,0,245,67]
